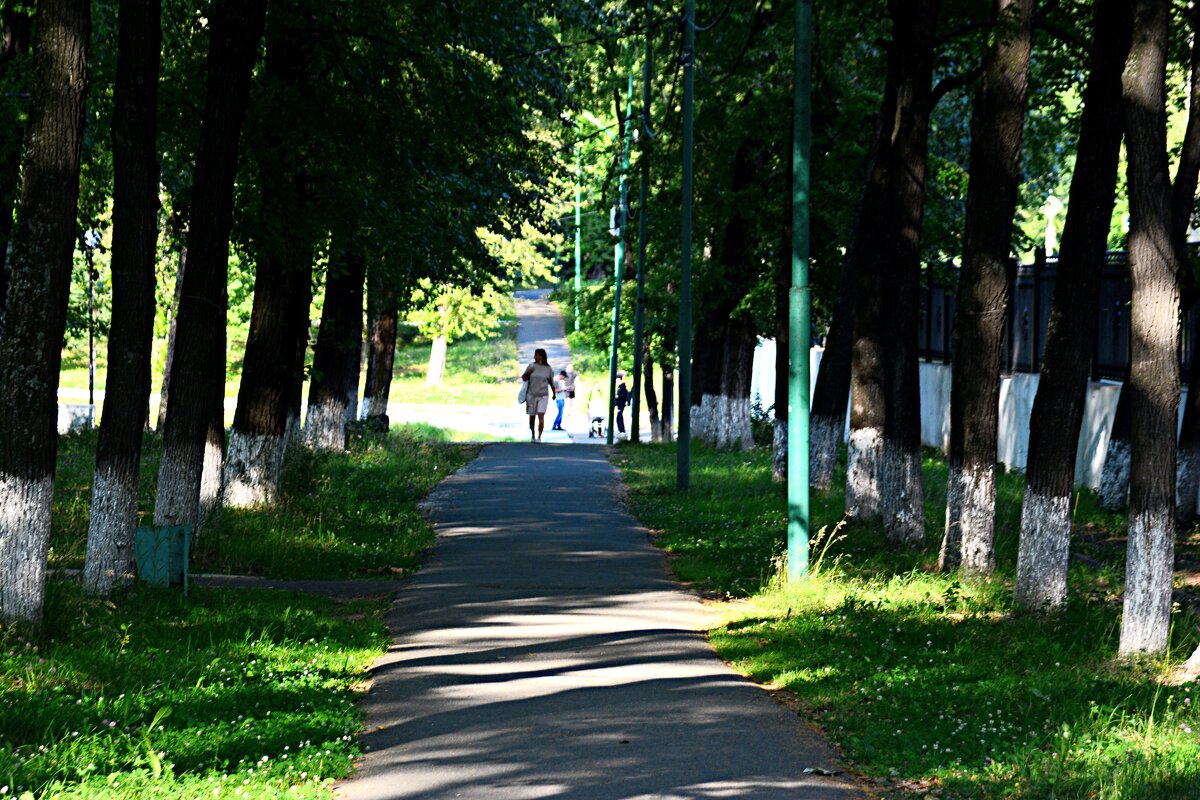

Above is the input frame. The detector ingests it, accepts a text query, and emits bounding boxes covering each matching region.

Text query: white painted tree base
[1098,440,1131,510]
[771,419,786,482]
[942,463,995,573]
[305,397,348,451]
[83,466,137,595]
[1119,507,1175,657]
[1176,447,1200,524]
[810,414,842,491]
[1014,488,1071,610]
[0,473,52,621]
[198,435,224,532]
[222,431,287,509]
[695,393,753,450]
[846,427,883,520]
[154,441,203,526]
[883,445,924,545]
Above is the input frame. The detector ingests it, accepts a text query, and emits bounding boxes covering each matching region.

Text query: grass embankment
[10,426,478,799]
[614,444,1200,800]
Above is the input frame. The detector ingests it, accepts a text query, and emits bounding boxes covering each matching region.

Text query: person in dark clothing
[615,371,630,437]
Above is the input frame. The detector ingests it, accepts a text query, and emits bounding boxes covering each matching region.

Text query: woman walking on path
[522,348,555,441]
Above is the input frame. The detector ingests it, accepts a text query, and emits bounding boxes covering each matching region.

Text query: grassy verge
[614,443,1200,799]
[0,583,387,799]
[25,422,480,798]
[50,427,478,580]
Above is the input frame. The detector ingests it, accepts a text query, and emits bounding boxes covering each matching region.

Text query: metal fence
[917,250,1200,380]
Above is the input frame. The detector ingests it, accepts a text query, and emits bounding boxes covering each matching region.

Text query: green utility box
[134,524,191,594]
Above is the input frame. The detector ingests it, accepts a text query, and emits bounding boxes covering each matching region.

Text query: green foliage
[387,314,520,407]
[614,443,1200,799]
[0,582,387,799]
[49,428,478,580]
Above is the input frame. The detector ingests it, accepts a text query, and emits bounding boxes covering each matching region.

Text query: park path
[335,444,864,800]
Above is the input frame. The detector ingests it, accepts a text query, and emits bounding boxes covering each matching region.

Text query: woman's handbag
[517,380,528,404]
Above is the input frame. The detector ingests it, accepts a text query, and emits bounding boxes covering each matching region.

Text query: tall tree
[82,0,162,595]
[848,0,938,542]
[940,0,1035,574]
[0,5,33,319]
[0,0,90,621]
[1014,0,1131,611]
[361,263,397,429]
[1170,1,1200,526]
[878,0,938,546]
[154,0,267,526]
[305,243,365,450]
[1118,0,1178,658]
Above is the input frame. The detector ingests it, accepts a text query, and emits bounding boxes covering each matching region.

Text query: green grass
[614,443,1200,799]
[385,321,520,408]
[0,582,388,799]
[50,427,478,580]
[28,421,481,798]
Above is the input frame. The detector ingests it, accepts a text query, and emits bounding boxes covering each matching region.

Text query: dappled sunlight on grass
[0,583,388,799]
[615,442,1200,800]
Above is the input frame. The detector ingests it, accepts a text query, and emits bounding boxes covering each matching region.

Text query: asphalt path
[335,444,864,800]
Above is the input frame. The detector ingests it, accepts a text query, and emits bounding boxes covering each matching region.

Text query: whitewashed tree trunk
[941,463,995,573]
[154,440,203,526]
[1120,508,1175,656]
[222,430,286,508]
[1176,448,1200,524]
[1014,487,1072,610]
[697,393,753,450]
[426,335,447,387]
[0,475,53,620]
[305,396,347,450]
[771,419,787,482]
[82,466,138,594]
[883,443,924,545]
[198,425,224,533]
[1098,438,1131,509]
[810,414,842,490]
[846,426,883,520]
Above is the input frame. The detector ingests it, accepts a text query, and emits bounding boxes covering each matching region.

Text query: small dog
[589,416,605,439]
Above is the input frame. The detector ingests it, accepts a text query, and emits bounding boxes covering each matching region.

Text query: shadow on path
[336,444,866,800]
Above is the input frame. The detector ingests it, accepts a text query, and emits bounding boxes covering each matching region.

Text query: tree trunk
[0,6,33,323]
[1098,378,1132,509]
[0,0,89,622]
[941,0,1034,574]
[1119,0,1179,658]
[1178,338,1200,524]
[848,0,938,530]
[809,262,853,490]
[642,344,660,442]
[156,245,185,431]
[305,245,365,450]
[698,316,756,450]
[197,373,225,536]
[363,267,398,429]
[1014,0,1131,611]
[846,47,901,523]
[83,0,161,596]
[223,12,313,509]
[426,334,447,387]
[1171,1,1200,526]
[661,359,675,442]
[154,0,266,526]
[878,0,938,546]
[224,187,311,508]
[694,139,765,452]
